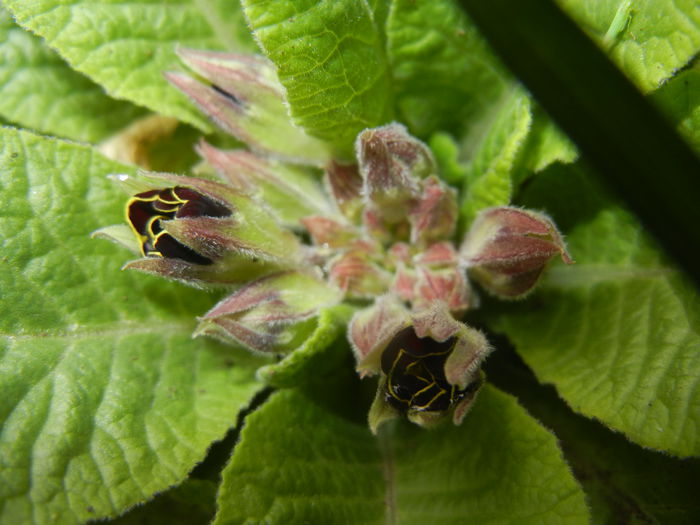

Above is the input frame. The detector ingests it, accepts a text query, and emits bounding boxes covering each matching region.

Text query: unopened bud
[196,271,342,354]
[356,123,436,224]
[460,206,573,299]
[197,141,333,228]
[166,48,332,166]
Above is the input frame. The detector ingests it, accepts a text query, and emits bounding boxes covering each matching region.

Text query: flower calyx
[349,298,491,433]
[196,271,342,354]
[95,171,304,286]
[460,206,574,299]
[166,47,333,166]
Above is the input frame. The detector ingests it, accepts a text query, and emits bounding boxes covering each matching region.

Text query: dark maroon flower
[127,186,230,264]
[381,326,481,415]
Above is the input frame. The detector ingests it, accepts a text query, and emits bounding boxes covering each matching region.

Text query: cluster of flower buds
[96,48,572,431]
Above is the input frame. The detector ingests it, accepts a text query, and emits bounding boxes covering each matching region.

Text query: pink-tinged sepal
[348,296,411,376]
[324,161,364,222]
[413,242,472,313]
[412,267,472,314]
[409,176,458,246]
[328,250,392,299]
[300,216,359,249]
[195,271,342,354]
[123,254,285,287]
[460,206,573,299]
[356,123,436,225]
[167,48,332,166]
[391,265,418,303]
[415,241,458,266]
[197,141,333,228]
[360,302,491,433]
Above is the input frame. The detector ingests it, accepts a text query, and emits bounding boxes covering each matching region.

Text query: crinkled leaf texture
[459,87,532,225]
[498,164,700,457]
[212,386,589,524]
[385,0,512,139]
[257,305,355,388]
[0,7,144,143]
[557,0,700,92]
[0,127,263,525]
[242,0,393,158]
[2,0,256,132]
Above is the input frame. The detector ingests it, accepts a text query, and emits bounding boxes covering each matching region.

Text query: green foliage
[385,0,510,138]
[1,0,699,523]
[241,0,393,158]
[2,0,256,132]
[498,165,700,456]
[111,479,217,525]
[213,387,588,525]
[459,87,532,226]
[557,0,700,92]
[0,8,145,143]
[486,344,700,524]
[0,128,263,524]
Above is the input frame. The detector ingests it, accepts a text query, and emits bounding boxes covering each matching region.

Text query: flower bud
[195,271,342,354]
[327,249,392,299]
[409,176,458,246]
[95,172,303,286]
[166,48,332,166]
[356,123,436,225]
[324,161,364,222]
[460,206,573,299]
[196,141,333,229]
[390,243,472,314]
[349,299,491,432]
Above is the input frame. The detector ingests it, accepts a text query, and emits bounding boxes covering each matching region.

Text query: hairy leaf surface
[0,8,144,143]
[558,0,700,92]
[499,165,700,456]
[0,128,262,525]
[2,0,256,131]
[242,0,393,157]
[212,387,589,525]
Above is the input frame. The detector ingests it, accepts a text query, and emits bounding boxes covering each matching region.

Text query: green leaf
[0,127,263,524]
[652,66,700,155]
[459,87,532,226]
[386,0,512,138]
[0,8,144,143]
[557,0,700,92]
[2,0,256,132]
[459,0,700,287]
[428,132,468,185]
[486,342,700,525]
[257,305,355,388]
[212,386,589,524]
[242,0,393,158]
[511,107,578,186]
[497,164,700,457]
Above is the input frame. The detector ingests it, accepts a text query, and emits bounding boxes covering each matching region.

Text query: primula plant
[1,1,700,524]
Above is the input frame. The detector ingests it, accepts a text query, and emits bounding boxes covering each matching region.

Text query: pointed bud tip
[461,206,573,298]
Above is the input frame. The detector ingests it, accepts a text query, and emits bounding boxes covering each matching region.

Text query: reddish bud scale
[461,206,573,298]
